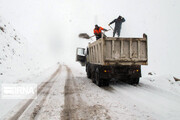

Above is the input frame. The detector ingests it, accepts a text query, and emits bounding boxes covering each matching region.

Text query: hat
[118,16,122,19]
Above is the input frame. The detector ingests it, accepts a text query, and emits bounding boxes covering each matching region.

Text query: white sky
[0,0,179,76]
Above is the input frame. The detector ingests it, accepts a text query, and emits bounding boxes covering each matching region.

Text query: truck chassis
[86,63,141,86]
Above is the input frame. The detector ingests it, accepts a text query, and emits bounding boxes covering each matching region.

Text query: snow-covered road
[2,65,180,120]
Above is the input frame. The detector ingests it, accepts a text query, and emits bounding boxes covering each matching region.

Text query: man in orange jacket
[94,24,108,40]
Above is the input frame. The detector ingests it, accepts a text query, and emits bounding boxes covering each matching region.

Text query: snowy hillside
[0,17,29,81]
[0,16,53,83]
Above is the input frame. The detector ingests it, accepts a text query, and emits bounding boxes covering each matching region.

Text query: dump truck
[76,34,148,86]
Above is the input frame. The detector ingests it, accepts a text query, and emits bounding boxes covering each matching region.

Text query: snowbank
[142,74,180,95]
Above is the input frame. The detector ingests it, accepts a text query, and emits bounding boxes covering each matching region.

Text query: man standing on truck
[108,16,125,37]
[94,24,108,40]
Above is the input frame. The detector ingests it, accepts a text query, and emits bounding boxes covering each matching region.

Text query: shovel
[78,33,95,39]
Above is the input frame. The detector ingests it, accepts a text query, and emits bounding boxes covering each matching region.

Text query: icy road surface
[2,65,180,120]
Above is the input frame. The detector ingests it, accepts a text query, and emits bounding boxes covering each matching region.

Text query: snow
[0,0,180,119]
[68,64,180,119]
[0,64,180,119]
[143,75,180,95]
[0,16,27,81]
[71,65,180,120]
[0,64,58,118]
[0,16,56,83]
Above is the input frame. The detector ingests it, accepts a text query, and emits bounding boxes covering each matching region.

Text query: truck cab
[76,47,86,66]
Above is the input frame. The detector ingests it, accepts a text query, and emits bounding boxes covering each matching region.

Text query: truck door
[76,48,86,66]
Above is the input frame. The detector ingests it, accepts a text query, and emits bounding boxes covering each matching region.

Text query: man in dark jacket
[109,16,125,37]
[94,24,108,40]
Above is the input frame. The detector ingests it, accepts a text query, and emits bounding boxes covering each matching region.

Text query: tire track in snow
[33,65,66,120]
[73,77,156,120]
[61,65,111,120]
[61,65,79,119]
[7,65,61,120]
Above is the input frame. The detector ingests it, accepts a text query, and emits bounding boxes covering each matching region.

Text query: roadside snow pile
[0,16,41,83]
[143,74,180,95]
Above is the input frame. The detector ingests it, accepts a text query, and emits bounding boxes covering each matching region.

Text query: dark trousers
[96,34,102,40]
[113,27,121,37]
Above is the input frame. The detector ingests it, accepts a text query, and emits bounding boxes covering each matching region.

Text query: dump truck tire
[86,64,91,78]
[128,78,139,85]
[91,71,96,83]
[133,78,140,84]
[95,68,102,87]
[103,79,110,86]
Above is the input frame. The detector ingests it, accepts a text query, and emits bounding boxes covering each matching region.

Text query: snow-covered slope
[0,17,27,81]
[0,16,52,83]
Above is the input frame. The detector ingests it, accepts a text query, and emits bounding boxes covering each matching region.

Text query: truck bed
[88,34,148,65]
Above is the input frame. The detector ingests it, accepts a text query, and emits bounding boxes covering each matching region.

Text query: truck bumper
[99,65,141,80]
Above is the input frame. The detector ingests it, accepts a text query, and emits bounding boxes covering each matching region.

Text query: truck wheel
[92,72,96,83]
[87,71,91,78]
[134,78,139,84]
[128,78,139,85]
[95,68,102,87]
[86,64,91,78]
[87,65,91,78]
[103,79,110,86]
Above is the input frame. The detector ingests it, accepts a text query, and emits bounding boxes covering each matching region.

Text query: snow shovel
[78,33,95,39]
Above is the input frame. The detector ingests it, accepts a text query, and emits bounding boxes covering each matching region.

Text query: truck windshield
[77,48,85,56]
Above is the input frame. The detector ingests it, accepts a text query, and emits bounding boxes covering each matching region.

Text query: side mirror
[76,48,86,66]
